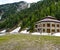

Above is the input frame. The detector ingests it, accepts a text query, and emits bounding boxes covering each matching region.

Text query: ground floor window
[38,29,40,32]
[57,29,60,32]
[47,29,50,33]
[43,29,45,32]
[57,24,59,27]
[52,29,55,32]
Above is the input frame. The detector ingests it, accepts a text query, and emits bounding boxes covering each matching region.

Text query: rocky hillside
[0,1,30,20]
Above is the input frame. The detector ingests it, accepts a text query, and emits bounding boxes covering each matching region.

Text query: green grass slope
[0,34,60,50]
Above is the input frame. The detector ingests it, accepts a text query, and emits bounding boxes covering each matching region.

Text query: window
[43,24,45,27]
[57,24,59,27]
[35,25,38,28]
[47,23,50,27]
[52,29,55,32]
[38,29,40,32]
[57,29,59,32]
[43,29,45,32]
[52,24,55,27]
[47,29,50,33]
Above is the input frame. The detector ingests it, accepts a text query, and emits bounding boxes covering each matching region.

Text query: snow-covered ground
[10,27,21,34]
[0,28,60,37]
[31,32,51,35]
[0,30,6,36]
[31,32,40,35]
[0,34,6,36]
[20,30,29,34]
[53,33,60,36]
[0,30,6,33]
[41,33,51,35]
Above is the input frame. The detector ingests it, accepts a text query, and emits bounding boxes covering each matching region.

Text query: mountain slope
[0,1,30,20]
[0,0,60,32]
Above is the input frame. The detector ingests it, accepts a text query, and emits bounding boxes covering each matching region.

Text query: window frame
[47,23,50,27]
[43,24,45,27]
[52,24,55,27]
[43,29,45,32]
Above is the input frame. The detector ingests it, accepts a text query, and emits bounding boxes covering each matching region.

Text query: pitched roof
[45,16,55,19]
[38,16,60,23]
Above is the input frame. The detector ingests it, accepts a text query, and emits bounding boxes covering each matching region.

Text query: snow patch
[0,34,5,36]
[28,3,30,8]
[41,33,51,35]
[20,30,29,34]
[31,32,51,35]
[10,27,21,33]
[0,30,6,36]
[53,33,60,36]
[0,30,6,33]
[31,32,40,35]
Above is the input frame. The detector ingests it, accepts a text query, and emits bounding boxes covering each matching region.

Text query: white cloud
[0,0,40,5]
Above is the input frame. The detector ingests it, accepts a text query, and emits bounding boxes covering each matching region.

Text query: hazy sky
[0,0,40,5]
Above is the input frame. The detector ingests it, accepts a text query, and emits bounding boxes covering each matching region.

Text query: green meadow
[0,34,60,50]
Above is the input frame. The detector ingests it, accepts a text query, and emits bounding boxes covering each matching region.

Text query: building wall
[35,22,60,34]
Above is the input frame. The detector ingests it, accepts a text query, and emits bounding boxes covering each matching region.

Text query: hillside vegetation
[0,0,60,32]
[0,34,60,50]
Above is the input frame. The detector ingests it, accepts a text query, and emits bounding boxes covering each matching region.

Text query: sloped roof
[38,16,60,23]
